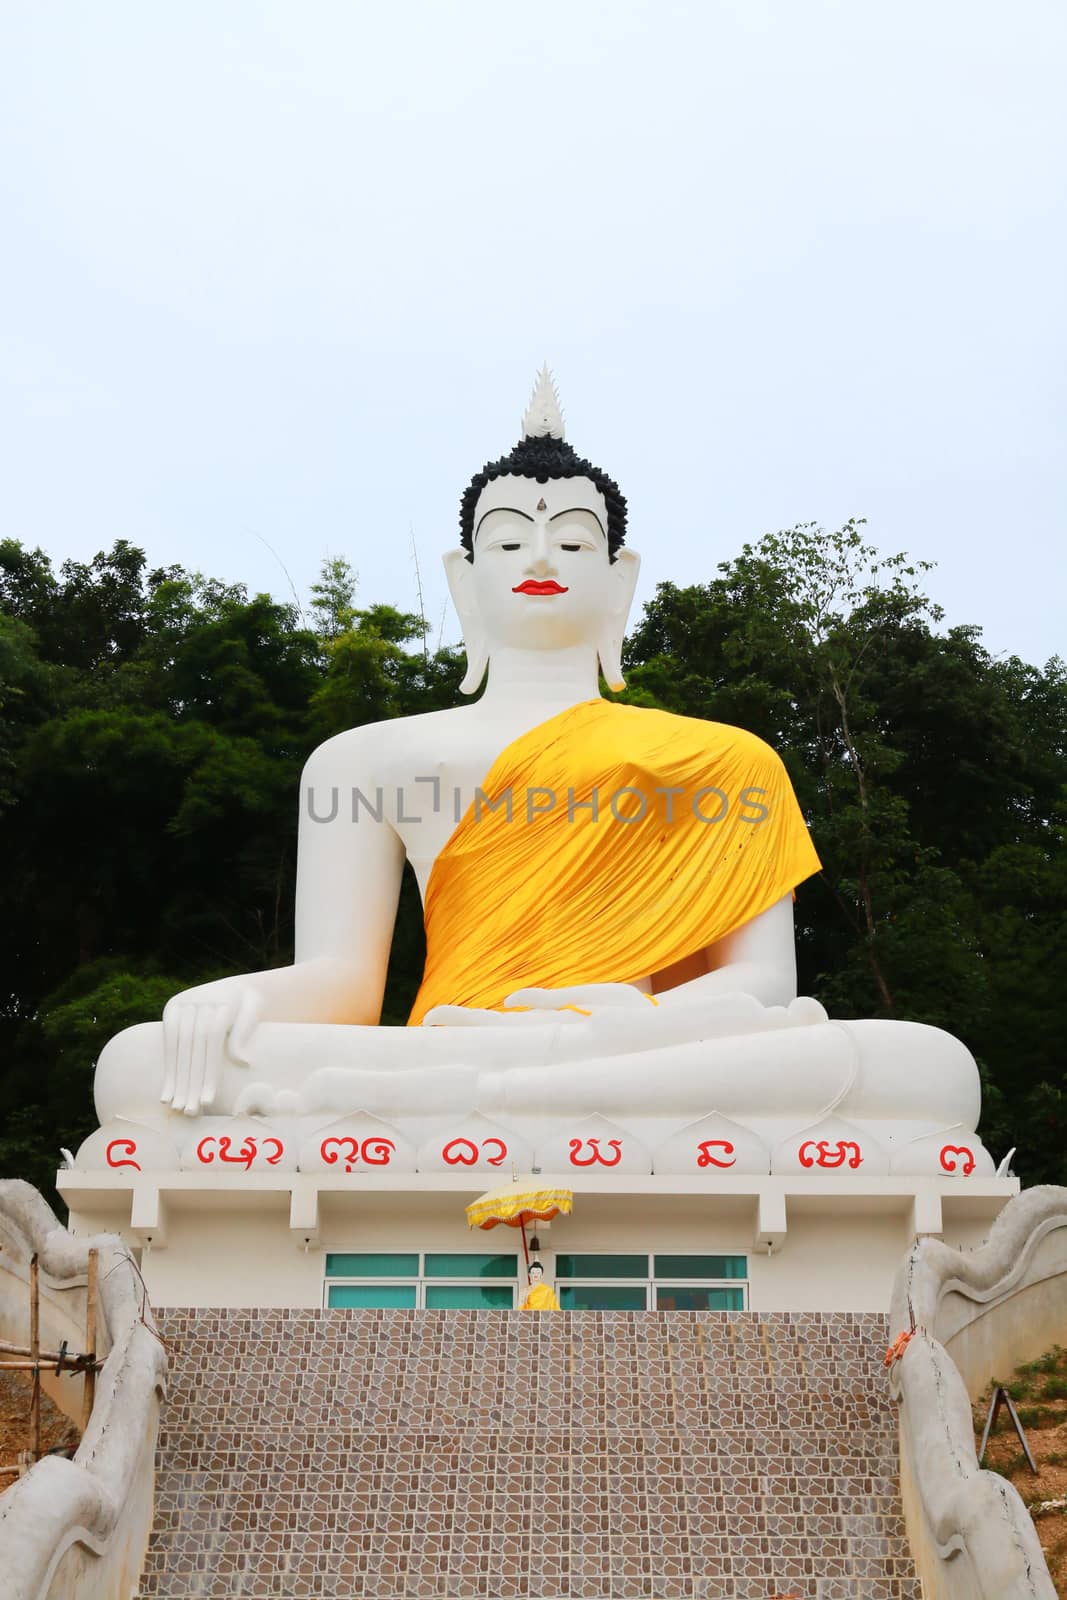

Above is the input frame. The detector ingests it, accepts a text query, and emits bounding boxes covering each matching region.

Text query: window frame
[323,1249,521,1310]
[555,1252,749,1311]
[322,1250,750,1311]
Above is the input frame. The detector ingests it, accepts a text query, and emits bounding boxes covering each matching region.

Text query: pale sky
[1,1,1064,665]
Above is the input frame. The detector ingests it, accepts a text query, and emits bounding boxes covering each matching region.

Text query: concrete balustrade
[0,1181,168,1600]
[889,1183,1067,1600]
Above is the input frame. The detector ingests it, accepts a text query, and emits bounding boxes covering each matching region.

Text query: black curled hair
[460,435,627,560]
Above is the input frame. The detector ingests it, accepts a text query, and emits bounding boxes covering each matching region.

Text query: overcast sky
[1,1,1064,666]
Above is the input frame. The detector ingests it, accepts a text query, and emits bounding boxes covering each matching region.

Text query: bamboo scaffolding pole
[29,1254,41,1463]
[82,1248,98,1430]
[0,1340,96,1365]
[0,1358,96,1373]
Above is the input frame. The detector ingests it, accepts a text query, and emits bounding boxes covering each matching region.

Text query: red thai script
[320,1135,396,1173]
[195,1134,285,1171]
[442,1137,478,1165]
[320,1136,359,1170]
[798,1139,863,1170]
[361,1137,395,1167]
[442,1136,509,1167]
[568,1137,623,1168]
[696,1139,736,1169]
[105,1138,140,1172]
[939,1144,976,1176]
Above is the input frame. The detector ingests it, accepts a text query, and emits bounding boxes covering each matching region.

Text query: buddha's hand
[421,984,654,1029]
[161,978,262,1116]
[504,983,655,1014]
[422,1003,587,1028]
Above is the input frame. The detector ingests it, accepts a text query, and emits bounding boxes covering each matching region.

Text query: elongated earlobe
[459,641,489,696]
[597,630,626,693]
[443,549,489,695]
[599,548,640,691]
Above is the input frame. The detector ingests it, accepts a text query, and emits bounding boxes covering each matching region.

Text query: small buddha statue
[92,367,989,1174]
[520,1261,560,1312]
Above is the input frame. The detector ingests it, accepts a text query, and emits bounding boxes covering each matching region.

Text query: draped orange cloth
[521,1283,561,1311]
[408,699,820,1024]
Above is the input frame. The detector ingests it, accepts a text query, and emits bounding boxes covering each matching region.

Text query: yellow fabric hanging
[521,1283,561,1312]
[408,699,820,1024]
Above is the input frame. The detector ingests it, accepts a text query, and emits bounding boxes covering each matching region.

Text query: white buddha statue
[92,368,990,1175]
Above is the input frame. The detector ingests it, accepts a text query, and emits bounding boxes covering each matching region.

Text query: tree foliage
[0,525,1063,1200]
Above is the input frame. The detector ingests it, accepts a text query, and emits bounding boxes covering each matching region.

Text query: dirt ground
[975,1344,1067,1594]
[0,1370,82,1491]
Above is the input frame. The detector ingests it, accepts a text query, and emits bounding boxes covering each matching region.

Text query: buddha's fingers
[505,983,651,1011]
[183,1010,209,1117]
[422,1005,517,1027]
[422,1004,584,1028]
[200,1004,230,1111]
[173,1007,194,1113]
[228,989,262,1068]
[161,1002,179,1105]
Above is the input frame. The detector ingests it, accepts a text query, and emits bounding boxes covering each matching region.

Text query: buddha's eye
[500,543,521,551]
[560,543,582,552]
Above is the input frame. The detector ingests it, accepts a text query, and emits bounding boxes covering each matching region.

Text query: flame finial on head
[521,363,566,441]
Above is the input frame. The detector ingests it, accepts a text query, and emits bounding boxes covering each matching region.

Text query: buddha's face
[444,470,639,692]
[528,1263,544,1282]
[469,475,615,651]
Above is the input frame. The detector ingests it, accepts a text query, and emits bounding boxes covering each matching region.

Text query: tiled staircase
[140,1309,920,1600]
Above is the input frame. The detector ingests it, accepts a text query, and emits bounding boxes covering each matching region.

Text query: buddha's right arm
[159,735,407,1115]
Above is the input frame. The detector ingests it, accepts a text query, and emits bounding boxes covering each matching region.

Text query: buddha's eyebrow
[474,507,534,535]
[549,507,607,536]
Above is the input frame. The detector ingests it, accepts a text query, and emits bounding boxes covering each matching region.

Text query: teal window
[327,1283,417,1309]
[425,1284,515,1310]
[654,1254,746,1280]
[555,1254,648,1279]
[324,1250,745,1311]
[559,1284,647,1311]
[323,1251,518,1309]
[325,1252,418,1278]
[654,1285,745,1311]
[424,1253,517,1279]
[552,1252,748,1312]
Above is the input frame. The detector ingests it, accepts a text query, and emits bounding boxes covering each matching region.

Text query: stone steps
[140,1310,920,1599]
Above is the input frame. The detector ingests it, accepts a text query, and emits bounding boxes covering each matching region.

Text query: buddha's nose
[527,526,556,574]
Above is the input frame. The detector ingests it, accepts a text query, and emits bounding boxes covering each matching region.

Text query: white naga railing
[0,1180,167,1600]
[889,1183,1067,1600]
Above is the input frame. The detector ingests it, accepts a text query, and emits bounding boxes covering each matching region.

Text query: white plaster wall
[747,1212,911,1311]
[113,1191,931,1311]
[939,1214,998,1252]
[141,1208,326,1307]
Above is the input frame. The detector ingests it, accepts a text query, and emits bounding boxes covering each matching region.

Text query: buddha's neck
[479,644,601,714]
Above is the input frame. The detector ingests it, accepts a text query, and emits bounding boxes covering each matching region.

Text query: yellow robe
[521,1282,560,1311]
[409,699,820,1025]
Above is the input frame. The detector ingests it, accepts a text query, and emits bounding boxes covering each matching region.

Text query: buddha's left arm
[652,893,797,1010]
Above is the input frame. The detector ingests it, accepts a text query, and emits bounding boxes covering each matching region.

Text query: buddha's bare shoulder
[302,705,477,782]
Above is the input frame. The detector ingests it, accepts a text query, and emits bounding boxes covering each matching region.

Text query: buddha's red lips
[512,580,568,595]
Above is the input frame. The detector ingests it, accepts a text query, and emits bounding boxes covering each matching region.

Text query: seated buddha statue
[93,368,990,1174]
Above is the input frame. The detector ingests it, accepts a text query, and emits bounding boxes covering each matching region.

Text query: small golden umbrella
[465,1179,573,1268]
